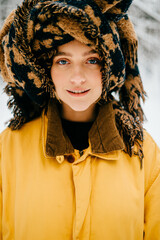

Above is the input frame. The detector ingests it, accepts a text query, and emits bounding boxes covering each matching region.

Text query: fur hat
[0,0,145,163]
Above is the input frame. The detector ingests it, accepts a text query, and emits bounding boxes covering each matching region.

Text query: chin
[66,101,95,112]
[70,104,91,112]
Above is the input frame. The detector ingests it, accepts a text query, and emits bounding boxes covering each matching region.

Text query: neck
[60,103,98,122]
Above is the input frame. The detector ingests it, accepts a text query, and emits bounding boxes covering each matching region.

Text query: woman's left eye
[87,58,100,65]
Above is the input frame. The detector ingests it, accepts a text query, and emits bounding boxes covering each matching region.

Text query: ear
[93,0,133,15]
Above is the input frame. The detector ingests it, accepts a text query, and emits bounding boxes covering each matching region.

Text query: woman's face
[51,39,102,120]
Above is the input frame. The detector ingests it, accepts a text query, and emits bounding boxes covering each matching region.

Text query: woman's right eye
[56,59,69,65]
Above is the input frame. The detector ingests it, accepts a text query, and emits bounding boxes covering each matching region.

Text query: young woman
[0,0,160,239]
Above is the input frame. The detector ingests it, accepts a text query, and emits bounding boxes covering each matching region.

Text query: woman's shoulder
[143,130,160,156]
[143,130,160,168]
[0,115,43,144]
[143,130,160,192]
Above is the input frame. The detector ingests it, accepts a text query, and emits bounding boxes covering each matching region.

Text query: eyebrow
[54,49,98,57]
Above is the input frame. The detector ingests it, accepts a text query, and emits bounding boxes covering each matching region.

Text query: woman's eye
[57,59,69,65]
[87,58,100,65]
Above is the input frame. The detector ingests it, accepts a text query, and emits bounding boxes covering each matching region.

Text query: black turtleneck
[61,118,93,151]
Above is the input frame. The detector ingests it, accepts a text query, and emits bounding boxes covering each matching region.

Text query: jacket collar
[45,99,124,157]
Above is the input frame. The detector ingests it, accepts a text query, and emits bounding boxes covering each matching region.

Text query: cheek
[51,67,63,88]
[95,75,102,96]
[90,67,102,79]
[50,66,55,83]
[91,71,102,88]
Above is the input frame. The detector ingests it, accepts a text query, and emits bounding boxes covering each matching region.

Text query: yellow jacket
[0,100,160,240]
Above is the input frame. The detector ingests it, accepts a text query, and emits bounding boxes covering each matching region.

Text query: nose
[70,66,86,85]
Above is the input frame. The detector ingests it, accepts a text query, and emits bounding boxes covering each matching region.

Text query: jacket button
[56,155,64,163]
[66,155,75,163]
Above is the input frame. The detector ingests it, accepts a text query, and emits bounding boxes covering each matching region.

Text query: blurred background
[0,0,160,146]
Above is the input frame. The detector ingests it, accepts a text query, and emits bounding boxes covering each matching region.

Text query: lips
[68,89,89,94]
[67,89,90,96]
